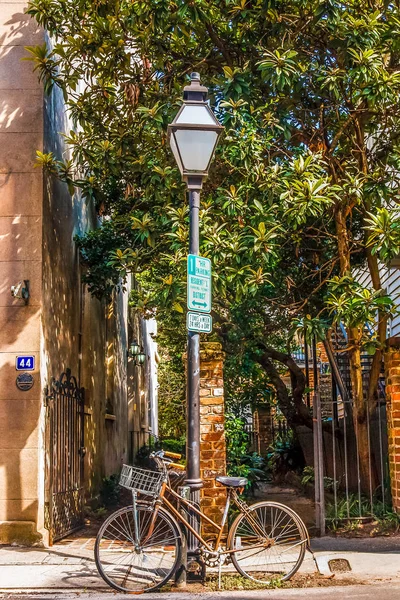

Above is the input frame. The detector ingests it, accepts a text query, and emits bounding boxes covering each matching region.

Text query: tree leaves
[258,49,299,91]
[364,208,400,262]
[26,0,400,390]
[326,276,397,332]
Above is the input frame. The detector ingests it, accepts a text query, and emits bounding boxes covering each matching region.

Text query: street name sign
[187,254,211,313]
[16,356,35,371]
[187,312,212,333]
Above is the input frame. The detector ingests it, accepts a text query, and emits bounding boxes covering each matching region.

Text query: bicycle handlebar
[164,450,182,460]
[168,462,185,471]
[149,449,185,471]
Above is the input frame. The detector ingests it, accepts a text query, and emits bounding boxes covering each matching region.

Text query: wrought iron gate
[301,333,389,535]
[45,369,85,544]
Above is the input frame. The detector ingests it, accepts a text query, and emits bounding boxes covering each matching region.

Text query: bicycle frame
[95,456,310,594]
[140,480,275,557]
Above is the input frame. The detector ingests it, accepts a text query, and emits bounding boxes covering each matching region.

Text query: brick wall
[385,338,400,513]
[317,341,329,364]
[253,406,272,455]
[199,342,227,534]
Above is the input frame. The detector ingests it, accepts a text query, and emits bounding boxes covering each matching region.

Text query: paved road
[1,584,400,600]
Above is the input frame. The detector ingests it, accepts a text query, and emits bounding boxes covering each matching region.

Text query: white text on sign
[16,356,35,371]
[187,254,212,313]
[187,312,212,333]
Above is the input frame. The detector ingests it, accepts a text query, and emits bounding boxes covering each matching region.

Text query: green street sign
[187,312,212,333]
[187,254,211,313]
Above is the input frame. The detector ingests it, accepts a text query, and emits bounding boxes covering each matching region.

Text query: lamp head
[136,351,146,365]
[183,72,208,102]
[168,73,223,186]
[128,340,140,358]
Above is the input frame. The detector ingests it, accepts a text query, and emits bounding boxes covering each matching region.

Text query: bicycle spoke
[95,505,180,593]
[230,502,306,584]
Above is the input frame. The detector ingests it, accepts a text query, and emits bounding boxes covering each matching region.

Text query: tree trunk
[255,346,310,425]
[366,247,387,411]
[348,327,376,492]
[257,354,300,427]
[336,207,377,492]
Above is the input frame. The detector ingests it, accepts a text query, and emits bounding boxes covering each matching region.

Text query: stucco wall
[0,1,44,543]
[0,3,131,543]
[127,309,159,461]
[42,70,129,501]
[0,5,155,544]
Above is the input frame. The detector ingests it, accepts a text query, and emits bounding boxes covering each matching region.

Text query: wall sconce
[128,339,146,366]
[11,280,29,304]
[129,340,140,357]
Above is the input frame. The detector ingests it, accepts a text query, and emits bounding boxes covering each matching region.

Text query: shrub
[99,473,121,508]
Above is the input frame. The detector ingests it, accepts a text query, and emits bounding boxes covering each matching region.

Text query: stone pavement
[2,584,399,600]
[0,534,399,593]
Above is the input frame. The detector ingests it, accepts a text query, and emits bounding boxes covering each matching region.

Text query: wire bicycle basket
[119,464,164,497]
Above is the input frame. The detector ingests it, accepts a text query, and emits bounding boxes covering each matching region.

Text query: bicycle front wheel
[227,501,307,584]
[95,503,182,593]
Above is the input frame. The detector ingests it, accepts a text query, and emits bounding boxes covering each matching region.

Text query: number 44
[17,357,33,369]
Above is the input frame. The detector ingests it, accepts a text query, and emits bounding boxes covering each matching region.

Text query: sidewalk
[0,535,399,593]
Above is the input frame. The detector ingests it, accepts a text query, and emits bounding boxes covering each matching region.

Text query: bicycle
[94,449,309,593]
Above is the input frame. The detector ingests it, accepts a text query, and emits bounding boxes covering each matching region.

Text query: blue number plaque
[16,356,35,371]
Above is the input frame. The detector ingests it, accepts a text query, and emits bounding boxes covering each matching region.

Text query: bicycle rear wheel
[95,503,182,593]
[227,501,307,584]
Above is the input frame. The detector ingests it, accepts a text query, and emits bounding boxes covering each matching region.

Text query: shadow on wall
[0,6,43,534]
[0,6,43,130]
[41,47,129,499]
[103,291,128,477]
[1,5,42,45]
[0,308,41,526]
[41,71,106,500]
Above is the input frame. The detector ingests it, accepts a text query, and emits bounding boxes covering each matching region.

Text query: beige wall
[41,59,130,505]
[0,1,44,542]
[127,309,156,462]
[0,5,133,544]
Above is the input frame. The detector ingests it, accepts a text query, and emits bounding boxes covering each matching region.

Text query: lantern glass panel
[176,103,217,126]
[130,342,140,356]
[137,352,146,365]
[170,135,183,174]
[174,129,218,172]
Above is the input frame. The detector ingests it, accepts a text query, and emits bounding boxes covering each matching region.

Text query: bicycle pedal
[186,557,206,583]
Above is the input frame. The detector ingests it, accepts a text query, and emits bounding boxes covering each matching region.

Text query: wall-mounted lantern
[11,280,30,304]
[128,339,146,366]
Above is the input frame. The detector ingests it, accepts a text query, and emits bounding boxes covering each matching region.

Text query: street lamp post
[168,73,223,574]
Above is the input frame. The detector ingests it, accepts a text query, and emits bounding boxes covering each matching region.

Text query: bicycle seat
[216,476,248,488]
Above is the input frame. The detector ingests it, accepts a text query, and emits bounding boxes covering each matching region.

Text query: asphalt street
[1,583,400,600]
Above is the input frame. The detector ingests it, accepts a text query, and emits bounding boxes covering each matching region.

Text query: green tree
[26,0,400,488]
[156,320,186,440]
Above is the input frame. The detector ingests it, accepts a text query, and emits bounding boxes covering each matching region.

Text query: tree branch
[204,22,233,67]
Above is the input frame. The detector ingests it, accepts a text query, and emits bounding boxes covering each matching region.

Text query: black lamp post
[168,73,223,570]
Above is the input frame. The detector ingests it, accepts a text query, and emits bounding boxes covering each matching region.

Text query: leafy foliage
[99,474,121,509]
[326,494,400,534]
[225,414,250,477]
[327,275,396,342]
[157,346,186,441]
[266,432,305,478]
[224,352,274,415]
[301,466,336,493]
[25,0,400,441]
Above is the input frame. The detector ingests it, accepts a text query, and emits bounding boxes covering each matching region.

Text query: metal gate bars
[44,369,85,544]
[310,335,389,534]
